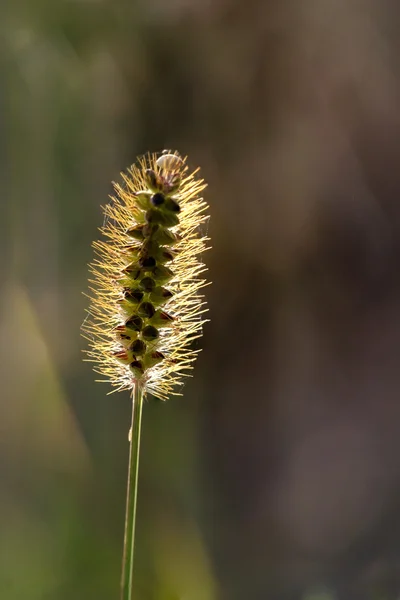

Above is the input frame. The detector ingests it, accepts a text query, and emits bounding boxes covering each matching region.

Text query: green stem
[120,383,144,600]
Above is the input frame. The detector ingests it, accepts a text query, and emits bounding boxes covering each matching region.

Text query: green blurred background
[3,0,400,598]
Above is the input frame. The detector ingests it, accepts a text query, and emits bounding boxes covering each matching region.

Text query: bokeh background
[3,0,400,598]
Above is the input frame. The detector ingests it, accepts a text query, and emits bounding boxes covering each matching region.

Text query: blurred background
[3,0,400,598]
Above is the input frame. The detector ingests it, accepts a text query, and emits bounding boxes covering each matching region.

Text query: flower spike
[82,150,210,401]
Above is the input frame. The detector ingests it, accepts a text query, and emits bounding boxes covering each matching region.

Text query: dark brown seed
[124,290,144,303]
[142,325,159,340]
[130,339,146,355]
[139,256,156,269]
[140,277,156,292]
[151,193,165,206]
[138,302,155,318]
[125,315,143,331]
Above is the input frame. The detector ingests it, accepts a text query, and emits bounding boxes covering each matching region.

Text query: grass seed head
[82,150,210,400]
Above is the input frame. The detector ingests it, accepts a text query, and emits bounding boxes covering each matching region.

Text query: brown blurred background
[2,0,400,598]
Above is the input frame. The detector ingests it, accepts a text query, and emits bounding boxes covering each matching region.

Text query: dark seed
[124,290,144,303]
[138,302,155,318]
[125,315,143,331]
[151,193,165,206]
[139,256,156,269]
[140,277,156,292]
[142,325,159,341]
[130,339,146,355]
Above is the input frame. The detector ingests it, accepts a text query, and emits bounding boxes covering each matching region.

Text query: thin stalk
[120,382,144,600]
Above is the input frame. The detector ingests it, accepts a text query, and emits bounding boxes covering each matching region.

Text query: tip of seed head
[156,153,184,171]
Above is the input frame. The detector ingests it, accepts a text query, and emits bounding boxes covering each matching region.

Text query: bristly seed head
[82,150,210,400]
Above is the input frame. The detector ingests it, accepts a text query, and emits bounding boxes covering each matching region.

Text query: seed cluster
[83,151,209,400]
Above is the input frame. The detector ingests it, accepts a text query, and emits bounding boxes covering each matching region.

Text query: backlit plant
[82,150,210,600]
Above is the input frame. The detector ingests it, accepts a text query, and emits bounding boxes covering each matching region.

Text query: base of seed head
[83,150,209,400]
